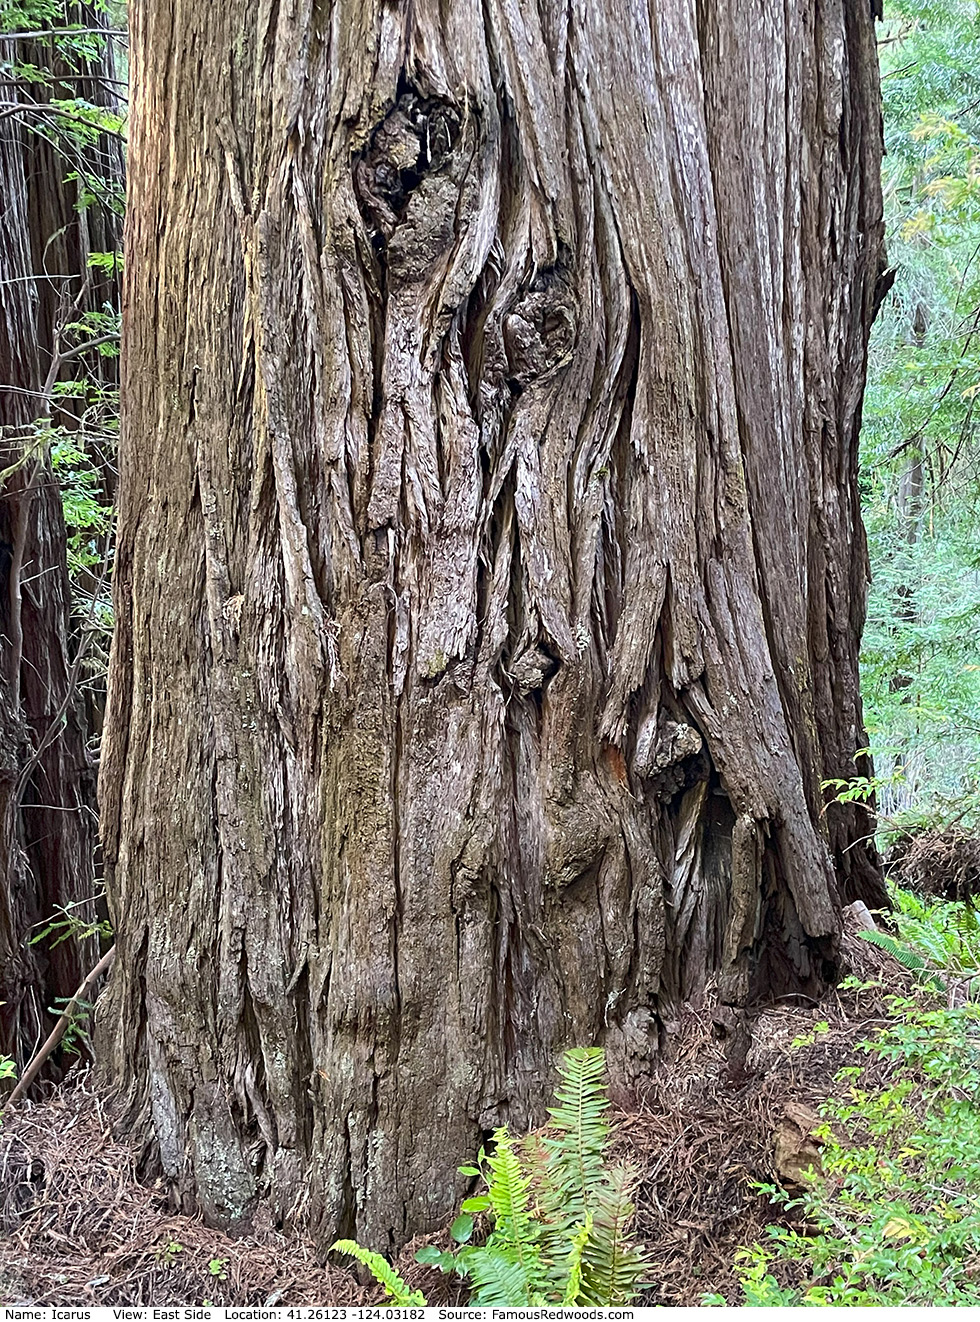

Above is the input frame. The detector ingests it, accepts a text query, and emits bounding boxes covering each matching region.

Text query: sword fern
[333,1046,647,1306]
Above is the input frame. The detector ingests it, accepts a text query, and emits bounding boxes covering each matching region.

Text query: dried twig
[2,948,115,1116]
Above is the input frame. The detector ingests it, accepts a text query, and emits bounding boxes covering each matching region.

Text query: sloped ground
[0,1077,366,1307]
[0,921,907,1307]
[624,919,909,1304]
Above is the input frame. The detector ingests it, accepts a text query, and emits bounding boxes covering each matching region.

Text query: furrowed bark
[101,0,887,1249]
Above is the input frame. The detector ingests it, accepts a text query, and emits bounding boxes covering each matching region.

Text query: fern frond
[541,1047,611,1221]
[561,1215,592,1304]
[859,928,928,968]
[458,1245,542,1306]
[859,930,947,990]
[578,1164,646,1306]
[950,905,980,971]
[450,1048,637,1307]
[955,903,980,935]
[485,1128,537,1242]
[481,1127,550,1301]
[330,1240,427,1306]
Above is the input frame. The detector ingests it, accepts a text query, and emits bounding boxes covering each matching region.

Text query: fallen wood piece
[1,945,115,1115]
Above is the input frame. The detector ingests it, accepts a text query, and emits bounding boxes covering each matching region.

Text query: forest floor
[0,916,908,1308]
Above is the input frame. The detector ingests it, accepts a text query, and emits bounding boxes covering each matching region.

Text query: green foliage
[721,893,980,1306]
[576,1163,645,1306]
[0,1002,14,1087]
[722,1003,980,1305]
[0,4,121,639]
[789,1020,830,1051]
[333,1048,646,1308]
[541,1042,610,1221]
[30,897,112,949]
[50,436,113,582]
[822,754,912,809]
[330,1242,425,1307]
[47,994,93,1056]
[47,96,124,143]
[859,886,980,994]
[861,0,980,827]
[860,926,945,985]
[0,5,127,192]
[156,1241,184,1268]
[0,0,64,34]
[87,248,123,273]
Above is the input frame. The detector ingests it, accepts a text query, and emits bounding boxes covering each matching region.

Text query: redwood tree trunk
[0,19,122,1070]
[101,0,888,1249]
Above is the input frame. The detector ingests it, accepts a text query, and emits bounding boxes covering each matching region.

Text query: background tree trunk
[0,16,122,1071]
[101,0,888,1249]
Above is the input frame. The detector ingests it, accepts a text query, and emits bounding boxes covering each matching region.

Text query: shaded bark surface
[102,0,887,1249]
[0,21,122,1069]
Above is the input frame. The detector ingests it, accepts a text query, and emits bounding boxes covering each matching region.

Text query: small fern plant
[859,890,980,996]
[332,1047,646,1306]
[859,928,948,992]
[329,1242,426,1306]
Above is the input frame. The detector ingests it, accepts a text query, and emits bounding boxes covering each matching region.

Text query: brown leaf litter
[0,916,913,1307]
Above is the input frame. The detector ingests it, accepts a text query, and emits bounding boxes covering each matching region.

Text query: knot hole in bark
[632,716,708,800]
[505,641,561,696]
[503,258,577,390]
[353,90,461,242]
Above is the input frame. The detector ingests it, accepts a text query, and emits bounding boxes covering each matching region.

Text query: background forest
[864,0,980,839]
[3,0,980,1309]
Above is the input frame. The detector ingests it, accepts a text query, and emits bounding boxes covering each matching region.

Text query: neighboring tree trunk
[100,0,889,1248]
[0,19,122,1071]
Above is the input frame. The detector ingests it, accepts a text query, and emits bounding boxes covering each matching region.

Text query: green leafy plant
[156,1240,184,1268]
[822,764,893,807]
[333,1047,646,1307]
[859,0,980,830]
[789,1020,830,1051]
[47,995,93,1057]
[1,1,122,663]
[0,1002,14,1087]
[859,888,980,995]
[30,898,112,950]
[330,1242,425,1306]
[1,0,63,35]
[722,1001,980,1305]
[719,892,980,1306]
[860,927,947,989]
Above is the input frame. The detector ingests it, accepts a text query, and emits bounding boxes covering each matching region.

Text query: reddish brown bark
[101,0,887,1249]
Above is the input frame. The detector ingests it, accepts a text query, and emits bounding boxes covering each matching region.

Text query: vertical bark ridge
[102,0,886,1248]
